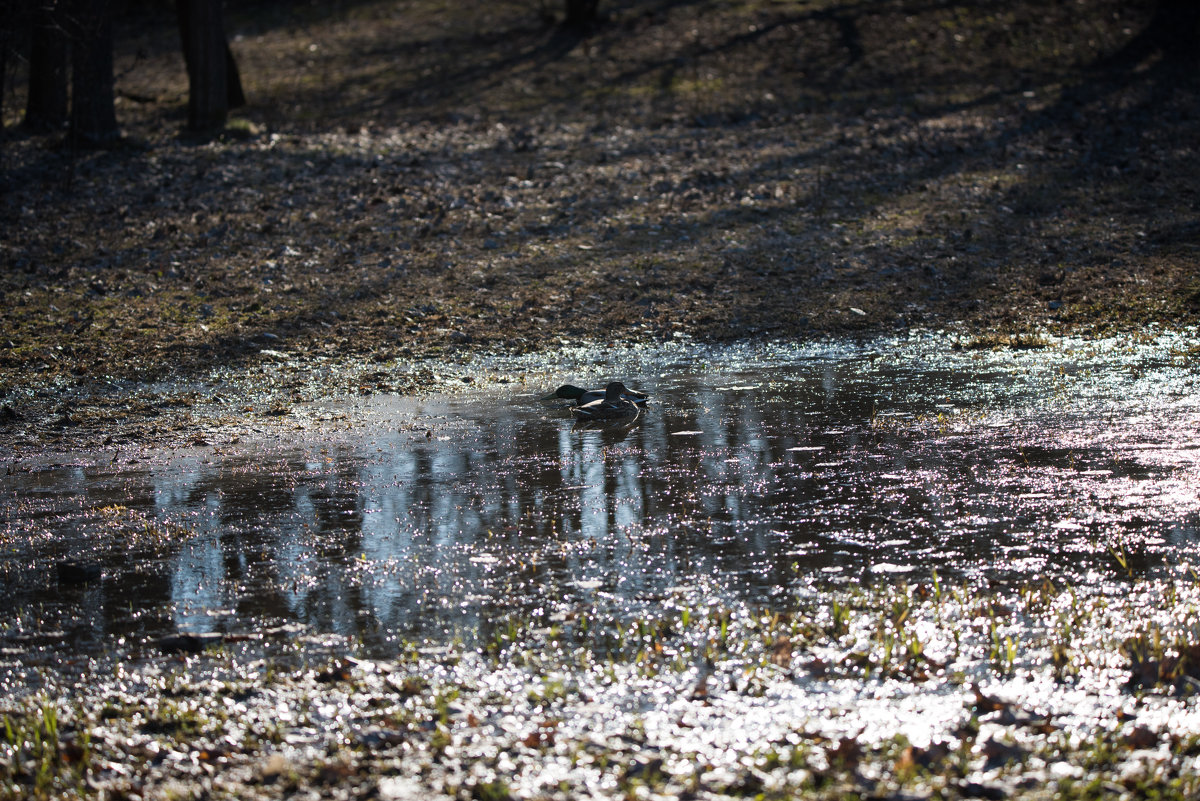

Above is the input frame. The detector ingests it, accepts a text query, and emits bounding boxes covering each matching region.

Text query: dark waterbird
[570,381,642,424]
[544,383,648,405]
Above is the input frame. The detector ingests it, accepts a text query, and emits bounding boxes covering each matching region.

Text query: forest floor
[2,0,1199,451]
[4,5,1200,800]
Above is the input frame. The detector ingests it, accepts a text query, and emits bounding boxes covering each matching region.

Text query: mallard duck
[571,381,641,423]
[544,383,648,405]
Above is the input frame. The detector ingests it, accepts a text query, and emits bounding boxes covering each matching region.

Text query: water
[3,334,1200,656]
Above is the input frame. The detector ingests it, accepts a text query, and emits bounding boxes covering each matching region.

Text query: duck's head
[604,381,630,401]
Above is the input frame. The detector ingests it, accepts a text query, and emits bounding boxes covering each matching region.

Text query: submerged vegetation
[4,575,1200,800]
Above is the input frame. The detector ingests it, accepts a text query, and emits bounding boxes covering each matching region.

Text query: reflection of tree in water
[157,373,964,641]
[166,449,370,636]
[545,383,868,600]
[132,358,1200,644]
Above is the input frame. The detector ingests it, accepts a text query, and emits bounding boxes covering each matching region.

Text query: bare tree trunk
[563,0,598,31]
[0,10,7,131]
[177,0,242,130]
[1154,0,1199,65]
[68,0,119,145]
[1,0,27,131]
[26,0,70,131]
[226,40,245,109]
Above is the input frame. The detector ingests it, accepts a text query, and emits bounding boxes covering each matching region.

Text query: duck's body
[571,382,641,423]
[546,383,648,406]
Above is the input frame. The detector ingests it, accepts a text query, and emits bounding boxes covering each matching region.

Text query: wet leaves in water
[768,634,793,667]
[978,736,1026,770]
[1125,725,1160,750]
[827,736,863,770]
[895,740,951,774]
[315,663,355,683]
[1123,632,1200,691]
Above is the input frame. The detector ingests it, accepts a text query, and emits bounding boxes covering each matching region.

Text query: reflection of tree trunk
[27,1,71,131]
[177,0,244,131]
[69,0,120,145]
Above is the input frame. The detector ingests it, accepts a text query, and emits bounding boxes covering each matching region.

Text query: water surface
[3,334,1199,656]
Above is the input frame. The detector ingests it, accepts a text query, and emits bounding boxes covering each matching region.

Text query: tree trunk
[226,40,245,109]
[26,0,70,131]
[0,10,7,131]
[177,0,239,130]
[1154,0,1199,64]
[563,0,598,31]
[68,0,119,145]
[1,0,31,131]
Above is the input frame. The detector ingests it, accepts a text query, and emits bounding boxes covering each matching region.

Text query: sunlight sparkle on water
[2,333,1199,652]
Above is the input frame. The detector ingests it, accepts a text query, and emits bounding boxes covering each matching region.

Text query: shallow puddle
[4,334,1199,657]
[6,336,1200,799]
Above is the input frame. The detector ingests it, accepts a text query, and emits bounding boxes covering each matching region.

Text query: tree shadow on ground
[2,0,1198,400]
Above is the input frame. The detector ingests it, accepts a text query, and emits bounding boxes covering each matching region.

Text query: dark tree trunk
[177,0,242,130]
[563,0,598,31]
[26,0,70,131]
[1153,0,1199,65]
[0,11,7,131]
[225,40,245,109]
[68,0,119,145]
[1,0,29,131]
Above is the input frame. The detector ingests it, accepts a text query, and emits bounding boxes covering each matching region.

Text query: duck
[544,383,648,406]
[571,381,642,424]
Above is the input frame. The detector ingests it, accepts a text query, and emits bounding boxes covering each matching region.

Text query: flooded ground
[4,333,1200,799]
[5,334,1200,650]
